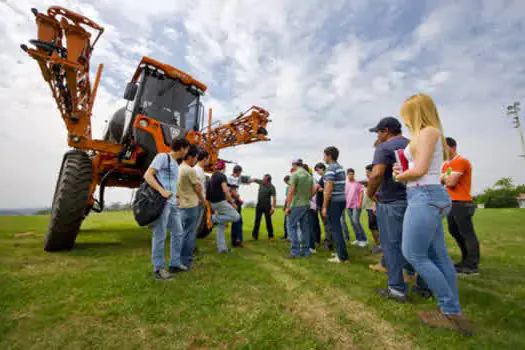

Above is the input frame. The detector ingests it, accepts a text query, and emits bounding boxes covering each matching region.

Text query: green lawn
[1,209,524,349]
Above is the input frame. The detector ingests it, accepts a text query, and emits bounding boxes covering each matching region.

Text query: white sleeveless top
[405,136,443,188]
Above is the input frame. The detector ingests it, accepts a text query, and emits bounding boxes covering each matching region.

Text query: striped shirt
[324,162,346,202]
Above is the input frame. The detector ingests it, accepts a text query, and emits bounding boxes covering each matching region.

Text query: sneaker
[280,236,288,240]
[154,269,173,280]
[369,264,388,273]
[252,236,259,241]
[219,249,232,254]
[284,254,299,259]
[417,310,474,336]
[357,241,368,248]
[268,237,276,242]
[411,284,433,299]
[328,256,348,263]
[351,240,360,246]
[456,266,480,275]
[310,248,317,254]
[371,246,383,254]
[168,265,189,274]
[331,252,338,257]
[375,288,407,303]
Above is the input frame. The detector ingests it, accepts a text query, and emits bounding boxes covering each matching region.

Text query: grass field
[1,208,524,349]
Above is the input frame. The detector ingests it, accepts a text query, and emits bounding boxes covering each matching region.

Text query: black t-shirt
[372,136,409,202]
[207,172,228,203]
[316,176,325,209]
[255,180,276,210]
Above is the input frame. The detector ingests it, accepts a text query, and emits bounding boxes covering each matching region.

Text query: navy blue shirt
[372,136,409,203]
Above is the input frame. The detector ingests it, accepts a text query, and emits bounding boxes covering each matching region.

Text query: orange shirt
[441,155,472,201]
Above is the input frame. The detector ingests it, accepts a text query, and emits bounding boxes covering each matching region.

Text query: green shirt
[254,179,276,210]
[289,168,313,208]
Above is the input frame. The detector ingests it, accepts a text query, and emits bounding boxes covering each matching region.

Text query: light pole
[506,102,525,161]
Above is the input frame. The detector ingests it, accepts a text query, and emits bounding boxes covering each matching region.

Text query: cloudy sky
[1,0,525,209]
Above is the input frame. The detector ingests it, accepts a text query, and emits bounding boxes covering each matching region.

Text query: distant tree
[244,201,256,208]
[36,209,51,215]
[475,177,523,208]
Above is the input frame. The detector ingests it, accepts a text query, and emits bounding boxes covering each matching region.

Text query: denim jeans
[288,206,311,257]
[347,208,368,242]
[377,200,408,294]
[152,202,183,271]
[211,201,241,252]
[403,185,461,314]
[328,200,348,261]
[341,212,350,241]
[180,206,199,267]
[231,205,243,245]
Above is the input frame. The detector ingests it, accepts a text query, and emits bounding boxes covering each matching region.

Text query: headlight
[138,119,149,128]
[169,127,180,139]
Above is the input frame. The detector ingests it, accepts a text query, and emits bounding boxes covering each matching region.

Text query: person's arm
[322,180,332,217]
[144,156,172,199]
[367,164,386,199]
[189,170,205,204]
[286,184,295,215]
[358,186,364,209]
[396,128,440,182]
[221,182,237,208]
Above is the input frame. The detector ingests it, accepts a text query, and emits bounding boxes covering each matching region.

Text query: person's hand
[322,207,328,218]
[285,208,291,216]
[393,163,403,178]
[161,190,173,199]
[270,208,275,215]
[239,199,244,205]
[231,202,238,210]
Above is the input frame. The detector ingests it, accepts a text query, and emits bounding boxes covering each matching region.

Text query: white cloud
[1,0,525,210]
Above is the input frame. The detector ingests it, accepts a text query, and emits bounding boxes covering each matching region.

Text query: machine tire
[44,150,93,251]
[196,206,213,239]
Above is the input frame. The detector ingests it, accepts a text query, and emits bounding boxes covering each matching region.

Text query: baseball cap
[215,159,226,171]
[369,116,402,133]
[292,158,303,166]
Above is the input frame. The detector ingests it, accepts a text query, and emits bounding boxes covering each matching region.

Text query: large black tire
[196,205,213,239]
[44,150,93,251]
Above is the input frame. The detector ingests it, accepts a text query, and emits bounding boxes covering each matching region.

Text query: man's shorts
[367,209,378,231]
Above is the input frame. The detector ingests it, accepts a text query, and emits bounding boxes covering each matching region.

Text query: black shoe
[280,236,288,240]
[456,265,480,275]
[375,288,408,303]
[252,236,259,241]
[411,284,433,299]
[168,265,189,274]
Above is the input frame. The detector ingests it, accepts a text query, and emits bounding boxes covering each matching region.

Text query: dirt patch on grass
[258,260,414,350]
[13,232,39,238]
[261,262,356,349]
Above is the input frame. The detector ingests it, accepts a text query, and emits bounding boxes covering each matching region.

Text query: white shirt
[195,165,206,199]
[405,138,443,188]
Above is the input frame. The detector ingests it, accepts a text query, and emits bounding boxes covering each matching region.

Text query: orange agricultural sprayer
[20,6,271,251]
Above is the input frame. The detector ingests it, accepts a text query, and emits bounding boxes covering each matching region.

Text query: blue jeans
[341,212,350,241]
[231,205,243,245]
[403,185,460,314]
[347,208,368,242]
[211,201,241,252]
[288,206,311,257]
[180,206,200,267]
[152,203,183,271]
[377,200,408,294]
[328,200,348,261]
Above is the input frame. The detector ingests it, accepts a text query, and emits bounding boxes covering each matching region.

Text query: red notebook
[394,149,409,172]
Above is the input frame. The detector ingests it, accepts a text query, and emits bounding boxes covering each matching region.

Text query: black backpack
[132,154,171,226]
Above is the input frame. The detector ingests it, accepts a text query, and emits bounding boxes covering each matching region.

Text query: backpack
[132,154,171,226]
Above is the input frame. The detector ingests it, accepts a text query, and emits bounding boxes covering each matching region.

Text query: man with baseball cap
[367,117,431,302]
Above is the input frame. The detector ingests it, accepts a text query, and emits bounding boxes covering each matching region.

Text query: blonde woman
[394,94,473,335]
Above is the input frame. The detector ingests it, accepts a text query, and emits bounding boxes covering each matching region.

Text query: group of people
[144,93,480,336]
[282,94,479,335]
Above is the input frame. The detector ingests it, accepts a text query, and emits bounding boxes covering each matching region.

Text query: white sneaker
[328,256,347,263]
[351,240,360,246]
[331,252,338,257]
[358,241,368,248]
[310,248,317,254]
[178,264,189,271]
